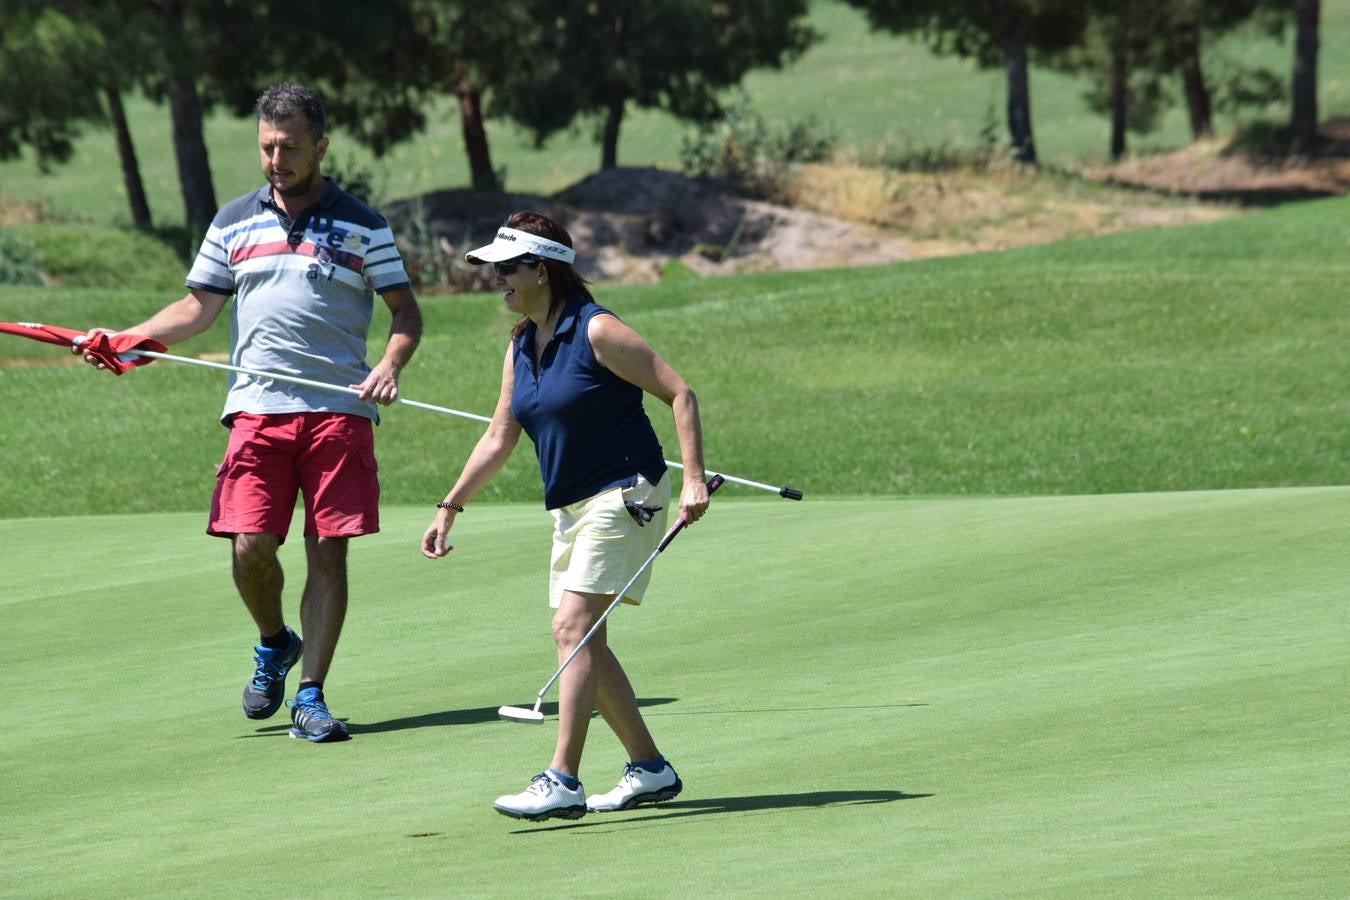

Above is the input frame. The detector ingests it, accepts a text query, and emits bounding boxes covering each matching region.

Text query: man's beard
[274,167,318,198]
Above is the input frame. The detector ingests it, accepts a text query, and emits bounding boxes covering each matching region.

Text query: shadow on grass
[243,698,682,737]
[243,699,924,737]
[642,702,927,716]
[509,790,933,835]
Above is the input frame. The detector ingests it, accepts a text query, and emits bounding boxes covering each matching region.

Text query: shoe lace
[526,773,556,797]
[619,763,643,788]
[249,651,286,691]
[285,694,331,720]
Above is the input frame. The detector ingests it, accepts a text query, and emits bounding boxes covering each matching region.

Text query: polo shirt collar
[257,176,340,213]
[515,295,585,353]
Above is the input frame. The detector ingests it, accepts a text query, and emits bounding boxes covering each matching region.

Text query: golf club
[114,347,801,499]
[497,474,725,724]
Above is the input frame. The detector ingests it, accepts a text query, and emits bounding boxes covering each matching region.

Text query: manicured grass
[2,196,1347,515]
[0,223,188,290]
[3,1,1349,225]
[2,488,1345,896]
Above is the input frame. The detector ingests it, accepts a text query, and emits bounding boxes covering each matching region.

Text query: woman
[421,212,710,822]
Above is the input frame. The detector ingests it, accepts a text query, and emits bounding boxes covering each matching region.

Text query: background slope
[2,195,1347,517]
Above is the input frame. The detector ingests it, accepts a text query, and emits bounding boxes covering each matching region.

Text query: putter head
[497,705,545,724]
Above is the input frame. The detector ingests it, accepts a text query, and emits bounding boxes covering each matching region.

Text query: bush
[393,198,492,294]
[0,230,44,286]
[679,96,836,199]
[325,155,386,207]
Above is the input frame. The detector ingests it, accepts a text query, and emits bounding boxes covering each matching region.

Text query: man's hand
[73,328,118,369]
[353,362,400,405]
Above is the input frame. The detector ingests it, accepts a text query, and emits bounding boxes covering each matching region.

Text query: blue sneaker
[241,627,302,720]
[287,686,350,743]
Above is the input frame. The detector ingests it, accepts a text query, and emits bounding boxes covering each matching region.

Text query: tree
[0,6,105,169]
[1152,0,1272,141]
[489,0,816,171]
[197,0,524,192]
[0,2,156,228]
[1289,0,1319,149]
[842,0,1086,165]
[1046,1,1177,160]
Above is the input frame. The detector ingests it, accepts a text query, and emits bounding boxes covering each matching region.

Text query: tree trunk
[1180,33,1213,140]
[1110,42,1128,161]
[1003,26,1037,166]
[600,9,625,170]
[157,1,216,234]
[601,94,623,170]
[167,75,218,234]
[1290,0,1320,150]
[455,73,498,191]
[104,86,153,229]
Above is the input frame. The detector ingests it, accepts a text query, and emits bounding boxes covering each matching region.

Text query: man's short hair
[255,83,326,141]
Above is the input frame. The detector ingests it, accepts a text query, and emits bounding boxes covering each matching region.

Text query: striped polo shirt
[186,178,411,423]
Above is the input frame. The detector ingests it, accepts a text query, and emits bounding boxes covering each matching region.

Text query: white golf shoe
[586,761,683,812]
[492,771,587,822]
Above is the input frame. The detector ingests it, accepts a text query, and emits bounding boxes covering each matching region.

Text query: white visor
[465,227,577,265]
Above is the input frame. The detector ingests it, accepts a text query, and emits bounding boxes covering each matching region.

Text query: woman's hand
[679,477,710,525]
[421,510,455,559]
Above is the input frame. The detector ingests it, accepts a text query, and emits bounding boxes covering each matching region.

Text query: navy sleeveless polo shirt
[510,297,667,509]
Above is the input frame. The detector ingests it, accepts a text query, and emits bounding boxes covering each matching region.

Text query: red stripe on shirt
[229,240,365,274]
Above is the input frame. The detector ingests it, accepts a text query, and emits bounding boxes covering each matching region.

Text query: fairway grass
[3,490,1345,897]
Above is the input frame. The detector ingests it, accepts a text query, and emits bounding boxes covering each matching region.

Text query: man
[78,83,422,743]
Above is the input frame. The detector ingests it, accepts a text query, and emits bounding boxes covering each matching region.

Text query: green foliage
[679,96,836,195]
[842,0,1088,67]
[0,229,43,285]
[4,2,1350,224]
[0,6,107,169]
[324,153,387,207]
[1209,57,1286,115]
[392,197,485,294]
[491,0,817,163]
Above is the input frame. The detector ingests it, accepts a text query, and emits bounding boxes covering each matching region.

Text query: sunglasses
[493,255,542,276]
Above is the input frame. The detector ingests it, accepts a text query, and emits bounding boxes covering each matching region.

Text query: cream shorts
[549,471,672,608]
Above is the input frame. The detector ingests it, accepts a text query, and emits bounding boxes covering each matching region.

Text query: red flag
[0,322,166,375]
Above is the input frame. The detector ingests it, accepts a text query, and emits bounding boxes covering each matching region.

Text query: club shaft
[665,461,786,496]
[533,473,724,703]
[129,349,491,422]
[128,350,798,496]
[534,541,670,703]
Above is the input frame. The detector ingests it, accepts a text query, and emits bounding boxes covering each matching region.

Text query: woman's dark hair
[256,83,326,142]
[506,211,593,340]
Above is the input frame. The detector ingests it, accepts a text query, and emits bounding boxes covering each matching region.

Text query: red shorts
[208,412,380,541]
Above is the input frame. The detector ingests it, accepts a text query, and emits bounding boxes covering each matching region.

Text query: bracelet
[436,500,465,513]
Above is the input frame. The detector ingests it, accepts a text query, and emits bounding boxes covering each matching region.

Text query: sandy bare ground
[386,162,1236,290]
[381,118,1350,291]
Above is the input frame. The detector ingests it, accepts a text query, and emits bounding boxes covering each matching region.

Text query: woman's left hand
[679,477,710,524]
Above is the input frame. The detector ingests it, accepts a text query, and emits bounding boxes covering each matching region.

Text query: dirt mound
[388,146,1319,291]
[385,167,913,289]
[1088,118,1350,203]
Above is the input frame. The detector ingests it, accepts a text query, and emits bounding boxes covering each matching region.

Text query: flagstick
[123,349,802,499]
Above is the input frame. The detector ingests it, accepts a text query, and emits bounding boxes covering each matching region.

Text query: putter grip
[779,486,803,500]
[657,475,724,552]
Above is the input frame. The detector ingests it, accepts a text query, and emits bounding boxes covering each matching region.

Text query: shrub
[0,230,45,285]
[679,96,836,199]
